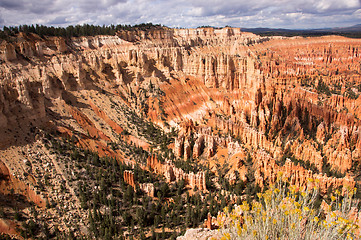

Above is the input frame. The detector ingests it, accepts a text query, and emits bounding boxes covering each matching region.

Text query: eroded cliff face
[1,27,361,237]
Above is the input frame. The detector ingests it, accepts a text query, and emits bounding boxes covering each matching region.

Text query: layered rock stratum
[1,27,361,238]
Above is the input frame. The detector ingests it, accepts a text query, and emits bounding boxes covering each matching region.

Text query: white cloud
[0,0,360,29]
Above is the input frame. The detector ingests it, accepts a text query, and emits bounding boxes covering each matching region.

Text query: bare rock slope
[1,27,361,238]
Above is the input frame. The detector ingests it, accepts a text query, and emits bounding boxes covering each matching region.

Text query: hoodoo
[1,26,361,239]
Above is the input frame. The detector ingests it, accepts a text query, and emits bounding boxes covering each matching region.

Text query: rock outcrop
[177,228,221,240]
[123,170,135,188]
[147,155,206,191]
[1,28,361,238]
[139,183,155,197]
[253,150,355,194]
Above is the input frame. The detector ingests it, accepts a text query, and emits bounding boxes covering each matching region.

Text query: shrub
[216,177,359,239]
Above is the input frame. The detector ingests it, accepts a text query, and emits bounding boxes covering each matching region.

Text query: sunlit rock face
[1,27,361,238]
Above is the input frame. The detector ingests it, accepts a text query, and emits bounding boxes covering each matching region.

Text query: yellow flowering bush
[217,179,359,239]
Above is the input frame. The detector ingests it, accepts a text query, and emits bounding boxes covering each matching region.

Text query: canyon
[0,26,361,238]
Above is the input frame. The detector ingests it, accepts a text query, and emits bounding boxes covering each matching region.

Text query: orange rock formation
[1,27,361,237]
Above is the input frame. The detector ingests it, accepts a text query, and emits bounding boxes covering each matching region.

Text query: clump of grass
[215,174,359,240]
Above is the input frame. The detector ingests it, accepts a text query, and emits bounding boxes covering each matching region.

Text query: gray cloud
[48,16,69,25]
[74,0,127,13]
[0,0,360,29]
[0,0,23,10]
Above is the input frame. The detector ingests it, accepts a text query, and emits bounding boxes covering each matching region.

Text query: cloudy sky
[0,0,360,29]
